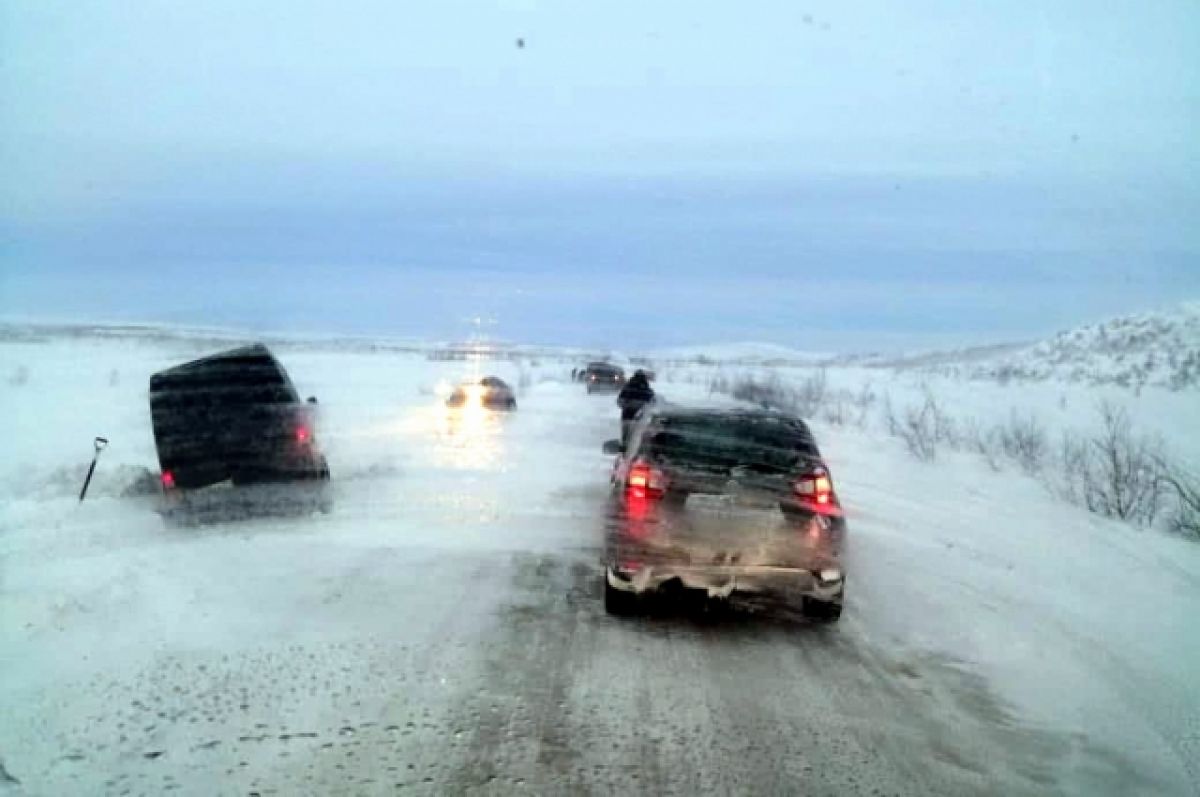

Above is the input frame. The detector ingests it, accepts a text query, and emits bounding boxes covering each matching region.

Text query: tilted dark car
[149,344,331,512]
[446,376,517,410]
[583,362,625,394]
[601,407,846,621]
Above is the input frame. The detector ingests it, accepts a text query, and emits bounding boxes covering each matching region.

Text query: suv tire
[604,578,638,616]
[801,594,843,623]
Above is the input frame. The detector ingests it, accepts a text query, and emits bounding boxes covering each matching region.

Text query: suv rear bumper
[605,562,844,601]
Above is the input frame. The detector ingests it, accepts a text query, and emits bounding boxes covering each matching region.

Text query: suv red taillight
[795,469,840,515]
[627,460,666,499]
[161,470,176,490]
[296,425,311,445]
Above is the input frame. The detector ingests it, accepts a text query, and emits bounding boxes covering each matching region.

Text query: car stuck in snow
[149,344,331,517]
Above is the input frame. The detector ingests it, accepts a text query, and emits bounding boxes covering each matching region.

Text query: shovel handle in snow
[78,436,109,502]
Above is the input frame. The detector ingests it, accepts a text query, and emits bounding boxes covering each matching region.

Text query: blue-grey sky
[2,1,1197,350]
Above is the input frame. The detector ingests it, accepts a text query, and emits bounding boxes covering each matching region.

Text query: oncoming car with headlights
[601,407,846,622]
[445,376,517,411]
[583,362,625,394]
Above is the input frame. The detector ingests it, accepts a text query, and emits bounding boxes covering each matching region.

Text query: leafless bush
[881,393,900,436]
[925,391,958,447]
[1156,460,1200,539]
[730,373,795,412]
[962,417,1002,471]
[997,411,1047,473]
[851,383,876,428]
[1056,432,1088,505]
[1059,402,1167,526]
[892,392,956,462]
[822,392,848,426]
[898,400,938,461]
[793,369,827,418]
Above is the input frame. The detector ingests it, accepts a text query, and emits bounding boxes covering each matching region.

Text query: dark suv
[149,344,331,513]
[601,407,846,621]
[583,362,625,393]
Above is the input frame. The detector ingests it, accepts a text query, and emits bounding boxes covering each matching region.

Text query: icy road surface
[1,341,1198,795]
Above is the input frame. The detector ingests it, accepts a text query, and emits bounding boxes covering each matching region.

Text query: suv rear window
[646,415,819,473]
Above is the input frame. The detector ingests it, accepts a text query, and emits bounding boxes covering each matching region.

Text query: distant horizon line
[0,312,1074,360]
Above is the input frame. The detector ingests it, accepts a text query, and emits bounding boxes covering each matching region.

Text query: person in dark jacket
[617,370,655,443]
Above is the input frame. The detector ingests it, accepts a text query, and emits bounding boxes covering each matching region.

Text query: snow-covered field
[2,327,1199,795]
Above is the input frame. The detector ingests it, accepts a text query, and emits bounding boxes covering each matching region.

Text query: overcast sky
[2,0,1197,350]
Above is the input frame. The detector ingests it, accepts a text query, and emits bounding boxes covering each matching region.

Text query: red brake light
[296,426,311,445]
[627,461,665,499]
[161,470,175,489]
[795,470,839,515]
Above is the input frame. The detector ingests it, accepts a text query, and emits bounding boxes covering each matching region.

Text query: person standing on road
[617,369,655,444]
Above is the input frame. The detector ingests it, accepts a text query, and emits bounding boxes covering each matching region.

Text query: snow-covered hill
[866,304,1200,391]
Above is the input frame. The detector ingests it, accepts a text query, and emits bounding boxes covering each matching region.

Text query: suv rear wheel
[801,593,843,623]
[604,578,638,616]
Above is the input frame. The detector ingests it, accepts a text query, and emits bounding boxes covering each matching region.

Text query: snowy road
[2,342,1198,795]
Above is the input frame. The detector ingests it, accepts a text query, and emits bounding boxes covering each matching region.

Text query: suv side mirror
[307,396,319,404]
[602,439,624,455]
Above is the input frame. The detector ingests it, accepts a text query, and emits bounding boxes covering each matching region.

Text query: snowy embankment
[1,326,1198,794]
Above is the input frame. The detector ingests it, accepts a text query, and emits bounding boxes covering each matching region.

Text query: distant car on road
[583,362,626,394]
[446,376,517,410]
[149,344,331,515]
[600,407,846,621]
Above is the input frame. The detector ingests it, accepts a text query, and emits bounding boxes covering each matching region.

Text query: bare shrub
[851,383,876,429]
[997,411,1047,473]
[1156,459,1200,539]
[898,400,938,461]
[1056,432,1089,505]
[891,392,955,462]
[1060,402,1167,525]
[730,373,795,412]
[881,393,900,436]
[963,417,1002,471]
[793,369,827,418]
[924,391,958,447]
[822,391,847,426]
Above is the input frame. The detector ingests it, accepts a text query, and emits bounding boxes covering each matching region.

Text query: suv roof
[644,405,811,426]
[637,407,821,467]
[150,343,299,401]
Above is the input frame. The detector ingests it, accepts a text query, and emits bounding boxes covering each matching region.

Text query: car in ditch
[149,344,331,518]
[601,406,846,621]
